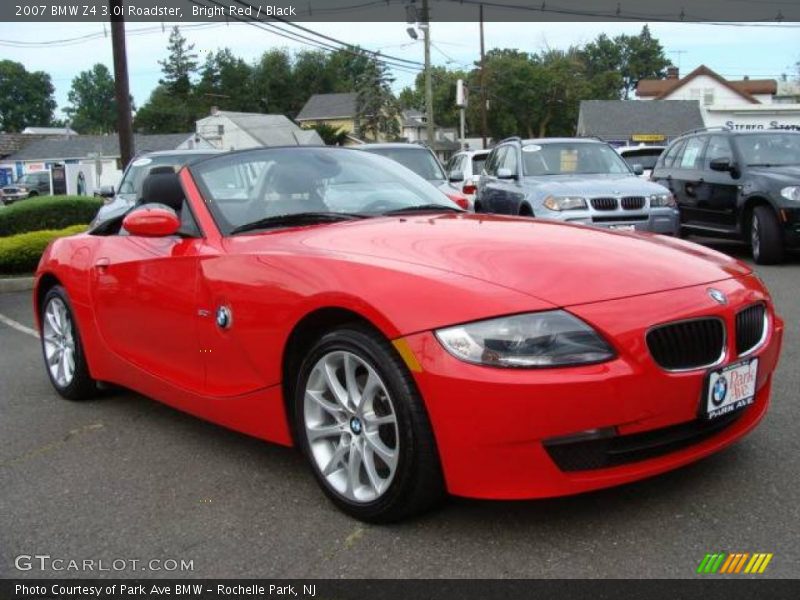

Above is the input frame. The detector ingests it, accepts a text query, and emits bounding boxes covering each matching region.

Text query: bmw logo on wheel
[712,376,729,406]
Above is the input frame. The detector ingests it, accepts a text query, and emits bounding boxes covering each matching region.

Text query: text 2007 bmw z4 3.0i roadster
[34,147,784,522]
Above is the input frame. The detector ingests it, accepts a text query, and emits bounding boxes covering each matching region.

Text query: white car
[445,149,490,209]
[616,145,666,179]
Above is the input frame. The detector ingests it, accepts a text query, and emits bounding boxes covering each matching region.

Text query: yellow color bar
[758,554,773,573]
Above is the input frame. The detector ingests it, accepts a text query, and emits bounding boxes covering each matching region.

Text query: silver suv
[475,137,679,234]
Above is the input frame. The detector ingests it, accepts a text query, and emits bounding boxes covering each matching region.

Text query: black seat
[138,166,184,212]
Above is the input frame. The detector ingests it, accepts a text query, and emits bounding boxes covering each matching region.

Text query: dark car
[356,143,469,209]
[0,171,51,204]
[651,128,800,264]
[91,149,222,226]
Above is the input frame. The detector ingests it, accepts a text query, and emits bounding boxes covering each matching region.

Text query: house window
[703,89,715,106]
[217,124,225,136]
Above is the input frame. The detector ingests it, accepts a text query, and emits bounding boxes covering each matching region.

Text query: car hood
[234,213,750,307]
[523,173,668,197]
[748,165,800,185]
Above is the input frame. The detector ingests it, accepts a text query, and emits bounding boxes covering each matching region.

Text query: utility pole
[479,4,488,149]
[422,0,434,147]
[110,0,134,169]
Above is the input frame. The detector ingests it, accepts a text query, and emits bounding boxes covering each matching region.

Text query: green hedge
[0,195,102,237]
[0,224,87,274]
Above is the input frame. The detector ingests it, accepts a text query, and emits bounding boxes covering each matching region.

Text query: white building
[196,108,322,150]
[636,65,800,132]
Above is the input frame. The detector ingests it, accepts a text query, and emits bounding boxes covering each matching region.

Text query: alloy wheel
[42,297,76,388]
[303,350,399,503]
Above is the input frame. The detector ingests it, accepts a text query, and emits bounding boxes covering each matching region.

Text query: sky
[0,20,798,120]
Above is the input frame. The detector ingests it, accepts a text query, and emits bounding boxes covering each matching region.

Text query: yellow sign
[631,134,666,142]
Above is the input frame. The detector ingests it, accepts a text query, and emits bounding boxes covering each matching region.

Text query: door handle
[95,257,110,271]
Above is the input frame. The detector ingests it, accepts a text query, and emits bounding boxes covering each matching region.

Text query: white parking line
[0,312,39,339]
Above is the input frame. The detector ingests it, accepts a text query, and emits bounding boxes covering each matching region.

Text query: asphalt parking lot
[0,240,798,579]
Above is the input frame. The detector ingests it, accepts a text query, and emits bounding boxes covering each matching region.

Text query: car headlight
[434,310,615,368]
[543,196,587,211]
[650,192,676,208]
[781,186,800,202]
[17,186,27,193]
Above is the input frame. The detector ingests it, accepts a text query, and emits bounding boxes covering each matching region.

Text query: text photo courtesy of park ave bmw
[1,0,800,597]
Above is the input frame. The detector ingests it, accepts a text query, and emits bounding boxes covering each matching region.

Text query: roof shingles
[577,100,704,139]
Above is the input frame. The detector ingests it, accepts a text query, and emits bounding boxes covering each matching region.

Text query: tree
[133,85,193,133]
[0,60,57,132]
[305,123,348,146]
[616,25,670,99]
[252,49,294,114]
[195,49,256,114]
[64,64,119,134]
[158,26,198,98]
[355,57,400,141]
[402,66,468,128]
[291,50,336,114]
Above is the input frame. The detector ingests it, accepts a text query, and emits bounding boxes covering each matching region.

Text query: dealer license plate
[703,358,758,420]
[609,224,635,231]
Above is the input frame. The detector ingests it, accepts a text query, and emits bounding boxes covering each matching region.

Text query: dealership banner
[3,579,800,600]
[2,0,799,22]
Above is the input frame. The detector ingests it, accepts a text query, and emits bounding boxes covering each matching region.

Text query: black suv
[651,129,800,264]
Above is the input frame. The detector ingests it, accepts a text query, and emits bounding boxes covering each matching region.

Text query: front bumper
[400,274,783,499]
[555,207,680,234]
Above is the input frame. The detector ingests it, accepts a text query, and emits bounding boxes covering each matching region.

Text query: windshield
[190,147,455,235]
[522,142,632,176]
[735,133,800,166]
[118,153,217,197]
[361,147,446,182]
[472,154,488,176]
[14,173,44,186]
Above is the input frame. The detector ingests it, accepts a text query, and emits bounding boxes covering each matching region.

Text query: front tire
[40,286,98,400]
[751,206,784,265]
[293,325,444,522]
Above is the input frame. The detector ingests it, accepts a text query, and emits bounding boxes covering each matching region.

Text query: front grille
[736,304,766,356]
[544,411,743,472]
[620,196,646,210]
[591,197,617,211]
[646,318,725,371]
[592,215,648,223]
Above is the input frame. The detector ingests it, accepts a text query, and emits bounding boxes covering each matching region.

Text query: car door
[651,140,684,197]
[476,146,504,212]
[693,135,739,230]
[671,136,708,227]
[91,216,205,393]
[495,144,526,214]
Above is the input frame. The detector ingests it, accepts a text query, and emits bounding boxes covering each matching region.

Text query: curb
[0,277,34,293]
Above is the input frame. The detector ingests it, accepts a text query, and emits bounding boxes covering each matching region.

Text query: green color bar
[710,553,727,573]
[697,554,713,574]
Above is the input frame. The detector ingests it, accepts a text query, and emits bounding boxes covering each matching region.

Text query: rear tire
[751,206,784,265]
[40,286,98,401]
[293,325,444,522]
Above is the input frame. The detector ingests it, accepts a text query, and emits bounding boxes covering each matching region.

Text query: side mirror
[122,204,180,237]
[448,170,465,182]
[96,185,116,198]
[497,167,516,179]
[709,157,733,172]
[632,164,645,176]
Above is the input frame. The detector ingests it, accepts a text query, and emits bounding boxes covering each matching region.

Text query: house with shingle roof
[196,108,323,150]
[635,65,800,132]
[576,100,704,145]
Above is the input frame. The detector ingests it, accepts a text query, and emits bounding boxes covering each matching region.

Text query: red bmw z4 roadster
[34,147,783,521]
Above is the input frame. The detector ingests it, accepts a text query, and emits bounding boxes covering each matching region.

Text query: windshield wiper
[747,163,797,167]
[381,204,463,215]
[231,212,366,234]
